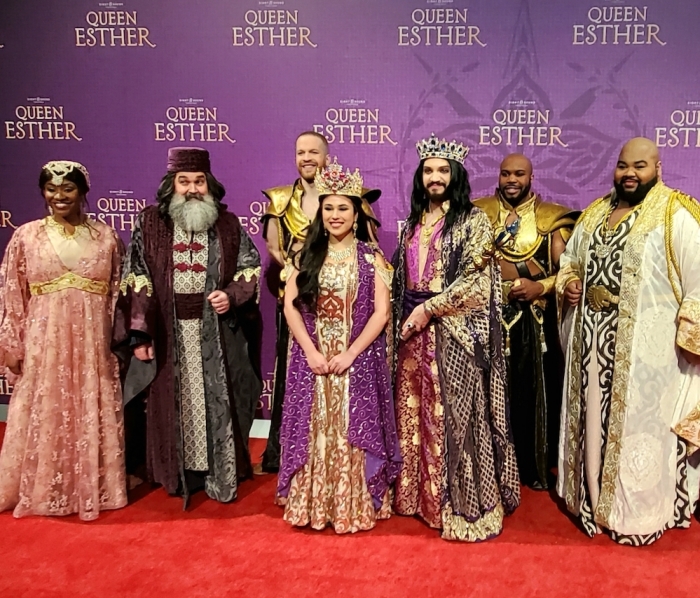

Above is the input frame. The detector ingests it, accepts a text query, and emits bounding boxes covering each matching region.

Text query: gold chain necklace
[420,210,446,247]
[327,239,356,261]
[594,201,642,259]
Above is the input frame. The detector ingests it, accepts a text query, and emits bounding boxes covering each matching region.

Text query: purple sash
[402,288,438,318]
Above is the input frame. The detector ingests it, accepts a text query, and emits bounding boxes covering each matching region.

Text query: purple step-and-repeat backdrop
[0,0,698,412]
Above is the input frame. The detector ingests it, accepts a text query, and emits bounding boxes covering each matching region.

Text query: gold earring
[353,222,358,234]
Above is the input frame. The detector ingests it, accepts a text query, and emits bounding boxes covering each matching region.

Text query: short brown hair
[295,130,329,151]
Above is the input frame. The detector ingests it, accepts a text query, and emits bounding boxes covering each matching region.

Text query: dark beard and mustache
[425,183,448,201]
[613,176,658,206]
[168,192,219,232]
[498,183,531,207]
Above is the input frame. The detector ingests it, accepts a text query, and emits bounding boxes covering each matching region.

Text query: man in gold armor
[260,131,380,472]
[474,154,578,489]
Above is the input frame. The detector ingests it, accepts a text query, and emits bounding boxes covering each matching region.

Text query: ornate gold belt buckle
[585,285,619,312]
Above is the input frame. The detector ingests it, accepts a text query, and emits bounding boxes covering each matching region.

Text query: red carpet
[0,425,698,597]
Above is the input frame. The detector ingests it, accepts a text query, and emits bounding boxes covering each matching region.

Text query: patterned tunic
[173,226,209,471]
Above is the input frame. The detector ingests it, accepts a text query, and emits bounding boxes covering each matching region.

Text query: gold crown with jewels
[416,133,470,165]
[315,157,364,197]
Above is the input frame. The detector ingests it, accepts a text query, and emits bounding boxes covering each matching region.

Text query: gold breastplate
[495,195,544,263]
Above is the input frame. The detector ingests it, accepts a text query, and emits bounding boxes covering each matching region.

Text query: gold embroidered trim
[665,196,682,305]
[233,266,261,283]
[120,272,153,297]
[539,275,556,296]
[596,182,670,527]
[30,271,109,296]
[665,191,700,306]
[674,400,700,450]
[677,300,700,356]
[43,216,90,240]
[364,253,394,288]
[441,502,504,542]
[561,198,610,515]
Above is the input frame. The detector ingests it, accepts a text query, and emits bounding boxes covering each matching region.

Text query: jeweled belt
[29,271,109,296]
[585,284,619,312]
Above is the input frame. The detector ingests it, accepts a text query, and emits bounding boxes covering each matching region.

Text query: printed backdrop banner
[0,0,698,413]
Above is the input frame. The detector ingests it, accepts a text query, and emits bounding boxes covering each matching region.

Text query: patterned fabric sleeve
[225,227,261,307]
[424,210,494,319]
[0,227,29,365]
[114,211,155,341]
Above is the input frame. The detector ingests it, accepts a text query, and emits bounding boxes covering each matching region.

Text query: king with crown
[392,134,520,541]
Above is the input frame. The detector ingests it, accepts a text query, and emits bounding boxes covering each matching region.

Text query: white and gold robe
[556,182,700,542]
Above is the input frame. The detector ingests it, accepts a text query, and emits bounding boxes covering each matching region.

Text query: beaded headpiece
[42,160,91,189]
[416,133,469,165]
[315,157,364,197]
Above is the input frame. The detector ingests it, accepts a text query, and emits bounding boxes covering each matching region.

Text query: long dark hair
[293,194,370,310]
[156,171,226,216]
[404,158,472,237]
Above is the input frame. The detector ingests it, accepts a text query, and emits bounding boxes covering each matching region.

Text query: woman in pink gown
[0,160,127,520]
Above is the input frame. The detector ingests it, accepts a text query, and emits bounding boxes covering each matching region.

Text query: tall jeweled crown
[315,157,364,197]
[42,160,91,188]
[416,133,469,165]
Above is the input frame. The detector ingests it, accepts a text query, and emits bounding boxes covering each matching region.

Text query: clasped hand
[508,278,544,302]
[564,279,583,308]
[305,349,356,376]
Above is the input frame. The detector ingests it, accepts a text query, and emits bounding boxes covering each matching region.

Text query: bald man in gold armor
[474,154,577,489]
[260,131,380,472]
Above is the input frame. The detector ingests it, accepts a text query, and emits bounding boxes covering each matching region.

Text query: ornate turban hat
[166,147,211,173]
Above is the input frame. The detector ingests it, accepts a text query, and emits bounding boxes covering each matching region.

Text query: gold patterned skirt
[284,373,391,533]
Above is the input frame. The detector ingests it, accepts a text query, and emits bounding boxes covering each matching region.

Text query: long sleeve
[555,222,584,300]
[113,212,156,347]
[0,228,29,365]
[108,231,126,321]
[224,228,261,308]
[673,202,700,355]
[424,210,495,319]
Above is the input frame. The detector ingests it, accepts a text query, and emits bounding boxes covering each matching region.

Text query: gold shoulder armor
[534,199,580,235]
[262,185,296,218]
[472,196,500,228]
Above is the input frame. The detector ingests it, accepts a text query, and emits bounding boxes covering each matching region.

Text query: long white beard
[168,193,219,232]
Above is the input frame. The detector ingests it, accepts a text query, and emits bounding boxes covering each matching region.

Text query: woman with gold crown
[0,161,127,520]
[277,159,402,533]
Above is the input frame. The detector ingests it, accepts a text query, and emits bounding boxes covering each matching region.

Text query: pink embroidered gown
[0,217,127,520]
